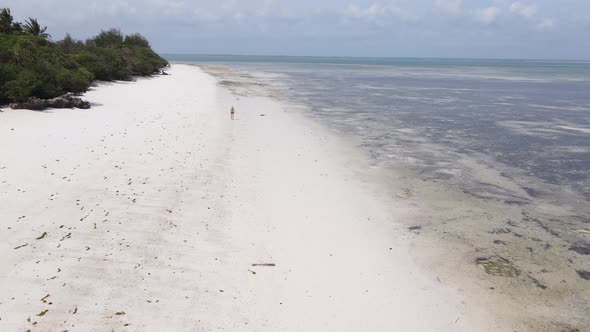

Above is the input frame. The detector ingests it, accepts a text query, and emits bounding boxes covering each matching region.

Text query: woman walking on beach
[230,106,235,120]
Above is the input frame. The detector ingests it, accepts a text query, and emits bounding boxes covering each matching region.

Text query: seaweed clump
[476,256,521,277]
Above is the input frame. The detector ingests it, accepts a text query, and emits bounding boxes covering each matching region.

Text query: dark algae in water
[576,270,590,280]
[568,242,590,255]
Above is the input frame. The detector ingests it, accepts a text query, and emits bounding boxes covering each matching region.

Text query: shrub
[57,33,85,54]
[0,8,168,106]
[73,48,130,81]
[72,51,108,80]
[124,33,150,48]
[4,69,38,101]
[87,28,124,48]
[0,62,19,103]
[56,67,93,93]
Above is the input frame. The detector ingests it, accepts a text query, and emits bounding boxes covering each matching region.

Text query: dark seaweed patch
[569,242,590,255]
[575,270,590,280]
[489,228,512,234]
[528,275,548,289]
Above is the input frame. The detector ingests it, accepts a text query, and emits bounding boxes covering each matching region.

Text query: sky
[2,0,590,59]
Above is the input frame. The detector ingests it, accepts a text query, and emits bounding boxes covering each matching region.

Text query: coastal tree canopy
[0,7,168,106]
[0,8,15,34]
[88,28,125,48]
[23,18,50,39]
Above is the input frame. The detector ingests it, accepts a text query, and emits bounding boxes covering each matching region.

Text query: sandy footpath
[1,64,503,331]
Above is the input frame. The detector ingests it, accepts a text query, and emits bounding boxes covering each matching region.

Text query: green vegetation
[0,8,168,106]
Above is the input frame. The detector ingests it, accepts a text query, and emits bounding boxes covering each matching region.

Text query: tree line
[0,8,168,105]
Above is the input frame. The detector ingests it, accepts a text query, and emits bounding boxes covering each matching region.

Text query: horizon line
[160,53,590,63]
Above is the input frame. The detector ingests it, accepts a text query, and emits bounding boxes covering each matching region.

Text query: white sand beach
[1,64,509,331]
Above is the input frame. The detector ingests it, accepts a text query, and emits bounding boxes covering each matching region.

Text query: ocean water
[166,55,590,235]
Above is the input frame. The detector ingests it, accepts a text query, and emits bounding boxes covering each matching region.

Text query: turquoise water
[166,54,590,234]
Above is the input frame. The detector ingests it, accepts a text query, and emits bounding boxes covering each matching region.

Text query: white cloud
[474,7,500,25]
[191,9,221,23]
[233,12,245,22]
[3,0,588,58]
[256,0,276,17]
[536,18,555,30]
[147,0,187,17]
[345,3,416,23]
[510,2,537,18]
[434,0,462,15]
[89,1,137,17]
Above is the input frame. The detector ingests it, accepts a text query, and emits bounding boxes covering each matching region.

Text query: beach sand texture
[1,64,510,331]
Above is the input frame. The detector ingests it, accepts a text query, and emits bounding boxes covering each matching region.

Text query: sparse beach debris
[115,311,126,316]
[36,310,48,317]
[408,225,422,233]
[60,233,72,241]
[476,256,521,277]
[40,294,50,303]
[248,269,257,275]
[252,263,276,267]
[36,232,48,240]
[14,243,28,250]
[396,188,414,199]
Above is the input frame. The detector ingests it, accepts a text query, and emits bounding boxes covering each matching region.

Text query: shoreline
[198,62,590,331]
[203,66,506,331]
[0,63,586,330]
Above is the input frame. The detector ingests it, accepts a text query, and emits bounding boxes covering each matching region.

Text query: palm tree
[11,21,22,33]
[0,8,14,34]
[24,18,50,39]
